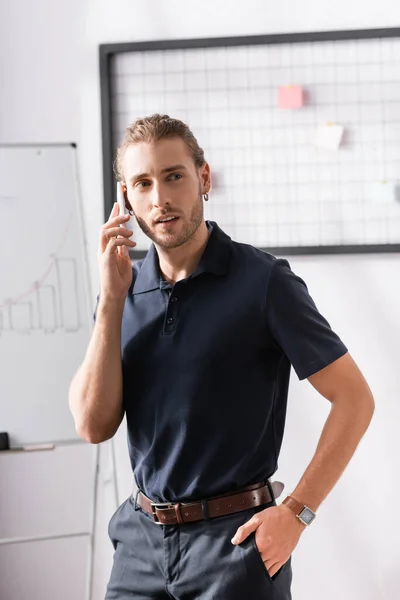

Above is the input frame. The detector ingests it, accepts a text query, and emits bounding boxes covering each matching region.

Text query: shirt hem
[296,343,348,381]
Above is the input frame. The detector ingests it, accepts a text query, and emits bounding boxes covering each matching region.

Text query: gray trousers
[105,495,292,600]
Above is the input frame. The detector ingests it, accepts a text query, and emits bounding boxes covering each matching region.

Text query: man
[69,114,375,599]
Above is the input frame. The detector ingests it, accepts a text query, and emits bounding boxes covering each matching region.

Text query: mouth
[155,216,180,227]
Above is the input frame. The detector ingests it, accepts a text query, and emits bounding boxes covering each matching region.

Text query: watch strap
[282,495,305,516]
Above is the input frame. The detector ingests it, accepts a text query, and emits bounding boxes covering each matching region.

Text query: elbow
[68,379,123,444]
[369,391,375,414]
[75,421,114,445]
[331,387,375,431]
[367,392,375,424]
[68,385,112,444]
[362,386,375,419]
[362,394,375,438]
[352,389,375,432]
[73,408,122,444]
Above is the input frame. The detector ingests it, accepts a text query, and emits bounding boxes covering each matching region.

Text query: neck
[156,221,210,285]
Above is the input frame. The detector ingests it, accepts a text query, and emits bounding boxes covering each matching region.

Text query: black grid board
[100,29,400,256]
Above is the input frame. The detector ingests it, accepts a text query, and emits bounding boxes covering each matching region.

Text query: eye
[168,173,183,181]
[135,180,151,189]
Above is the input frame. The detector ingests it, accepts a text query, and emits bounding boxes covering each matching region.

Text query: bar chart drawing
[56,258,82,332]
[36,282,58,332]
[0,255,82,336]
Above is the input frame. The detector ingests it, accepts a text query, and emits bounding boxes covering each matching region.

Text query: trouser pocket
[250,531,292,586]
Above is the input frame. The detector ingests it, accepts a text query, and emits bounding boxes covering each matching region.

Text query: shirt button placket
[165,295,178,334]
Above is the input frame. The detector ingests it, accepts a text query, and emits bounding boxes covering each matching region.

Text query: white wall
[1,1,400,599]
[2,0,399,294]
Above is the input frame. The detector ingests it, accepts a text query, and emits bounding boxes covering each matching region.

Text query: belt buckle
[150,501,172,525]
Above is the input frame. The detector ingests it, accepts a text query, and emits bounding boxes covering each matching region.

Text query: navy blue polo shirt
[96,221,348,503]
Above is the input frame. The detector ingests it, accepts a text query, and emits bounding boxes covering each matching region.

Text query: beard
[134,190,204,250]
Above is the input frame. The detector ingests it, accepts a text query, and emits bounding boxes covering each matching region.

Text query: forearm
[69,297,125,443]
[288,391,375,512]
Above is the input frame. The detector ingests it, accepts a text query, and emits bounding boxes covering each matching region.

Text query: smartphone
[117,182,127,218]
[116,182,133,256]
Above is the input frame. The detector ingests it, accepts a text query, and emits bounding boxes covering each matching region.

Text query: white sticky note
[369,181,400,204]
[315,123,344,150]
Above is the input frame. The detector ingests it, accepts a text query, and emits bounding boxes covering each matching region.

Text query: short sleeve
[266,258,348,380]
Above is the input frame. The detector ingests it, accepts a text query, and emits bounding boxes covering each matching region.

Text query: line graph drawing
[0,214,82,336]
[0,257,81,335]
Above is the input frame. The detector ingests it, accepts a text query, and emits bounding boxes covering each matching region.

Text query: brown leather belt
[134,480,285,525]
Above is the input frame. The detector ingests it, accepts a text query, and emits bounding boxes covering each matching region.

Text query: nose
[151,182,170,211]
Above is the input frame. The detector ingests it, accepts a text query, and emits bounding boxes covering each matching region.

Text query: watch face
[298,507,316,525]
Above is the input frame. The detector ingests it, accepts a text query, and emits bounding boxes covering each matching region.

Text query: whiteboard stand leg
[86,443,100,600]
[85,440,119,600]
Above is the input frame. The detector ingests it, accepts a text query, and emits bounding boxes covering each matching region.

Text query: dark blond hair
[114,114,205,181]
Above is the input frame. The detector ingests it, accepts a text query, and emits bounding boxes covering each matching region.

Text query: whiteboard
[103,30,400,253]
[0,145,92,447]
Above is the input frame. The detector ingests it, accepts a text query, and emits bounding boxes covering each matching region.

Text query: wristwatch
[282,496,317,526]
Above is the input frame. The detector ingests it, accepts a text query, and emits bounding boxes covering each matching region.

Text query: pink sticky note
[278,86,304,109]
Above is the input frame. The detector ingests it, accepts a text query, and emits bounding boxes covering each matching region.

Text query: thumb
[231,516,259,545]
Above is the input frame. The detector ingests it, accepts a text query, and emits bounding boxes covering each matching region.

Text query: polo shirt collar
[132,221,231,294]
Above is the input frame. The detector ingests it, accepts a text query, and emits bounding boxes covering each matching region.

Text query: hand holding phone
[96,185,136,301]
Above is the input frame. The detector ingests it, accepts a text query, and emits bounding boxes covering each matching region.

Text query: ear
[199,162,211,194]
[121,182,134,215]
